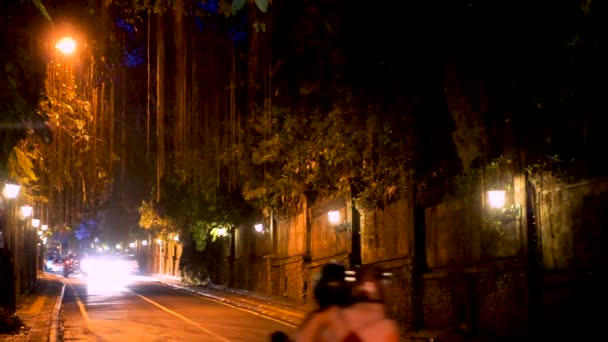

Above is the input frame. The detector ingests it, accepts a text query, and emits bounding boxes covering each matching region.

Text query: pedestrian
[295,264,400,342]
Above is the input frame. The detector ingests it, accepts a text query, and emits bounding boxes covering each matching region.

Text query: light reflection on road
[81,256,133,293]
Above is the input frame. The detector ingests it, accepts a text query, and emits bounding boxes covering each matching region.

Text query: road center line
[132,291,232,342]
[66,281,91,328]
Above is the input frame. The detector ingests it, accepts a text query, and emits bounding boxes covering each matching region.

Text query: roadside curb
[159,282,302,328]
[48,277,65,342]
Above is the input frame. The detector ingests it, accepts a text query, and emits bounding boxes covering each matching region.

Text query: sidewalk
[0,273,64,342]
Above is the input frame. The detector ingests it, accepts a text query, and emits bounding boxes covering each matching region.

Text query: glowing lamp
[327,211,340,224]
[55,36,76,55]
[3,182,20,199]
[487,190,506,209]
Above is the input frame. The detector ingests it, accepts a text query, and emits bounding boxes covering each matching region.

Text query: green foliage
[138,200,177,233]
[525,154,583,185]
[449,152,517,198]
[139,168,253,253]
[190,220,231,252]
[238,95,412,212]
[26,0,51,21]
[1,0,50,182]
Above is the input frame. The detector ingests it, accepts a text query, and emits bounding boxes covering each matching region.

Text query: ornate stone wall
[535,176,608,270]
[360,197,413,264]
[422,263,528,339]
[272,255,309,302]
[422,173,529,339]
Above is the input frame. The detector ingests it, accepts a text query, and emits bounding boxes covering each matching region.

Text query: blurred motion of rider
[295,264,400,342]
[288,261,352,341]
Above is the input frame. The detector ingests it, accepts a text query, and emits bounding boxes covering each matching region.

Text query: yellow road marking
[133,292,232,342]
[66,281,91,328]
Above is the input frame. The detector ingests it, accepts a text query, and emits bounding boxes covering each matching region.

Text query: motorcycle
[63,255,81,278]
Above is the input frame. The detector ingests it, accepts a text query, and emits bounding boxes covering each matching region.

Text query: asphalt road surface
[60,274,295,342]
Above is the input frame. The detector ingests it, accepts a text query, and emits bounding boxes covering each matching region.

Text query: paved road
[60,274,295,342]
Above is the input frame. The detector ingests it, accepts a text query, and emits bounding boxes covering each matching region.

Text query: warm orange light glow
[55,36,76,55]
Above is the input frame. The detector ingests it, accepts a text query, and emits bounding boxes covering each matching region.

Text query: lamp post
[157,238,163,276]
[31,218,41,272]
[18,205,32,293]
[0,180,20,313]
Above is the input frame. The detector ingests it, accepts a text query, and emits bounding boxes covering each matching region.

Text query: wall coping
[365,257,413,270]
[423,257,528,279]
[536,176,608,193]
[308,252,349,268]
[311,197,348,218]
[272,253,309,266]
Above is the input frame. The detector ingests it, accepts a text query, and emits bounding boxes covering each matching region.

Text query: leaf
[232,0,246,13]
[29,0,52,22]
[254,0,269,13]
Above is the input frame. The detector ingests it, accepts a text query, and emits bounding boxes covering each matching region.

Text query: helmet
[313,261,351,309]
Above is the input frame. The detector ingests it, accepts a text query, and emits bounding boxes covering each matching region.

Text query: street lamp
[20,205,33,219]
[31,219,40,228]
[55,36,76,55]
[3,181,21,199]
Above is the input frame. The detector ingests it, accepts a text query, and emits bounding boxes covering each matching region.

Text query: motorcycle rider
[272,261,352,342]
[294,264,400,342]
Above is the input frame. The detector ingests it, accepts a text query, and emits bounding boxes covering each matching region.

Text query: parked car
[47,256,64,273]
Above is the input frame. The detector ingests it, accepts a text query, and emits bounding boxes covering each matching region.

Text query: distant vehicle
[120,254,140,274]
[45,256,54,271]
[63,253,83,277]
[46,256,64,273]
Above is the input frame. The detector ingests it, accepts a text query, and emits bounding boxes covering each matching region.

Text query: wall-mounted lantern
[327,210,351,232]
[487,190,506,209]
[141,240,148,246]
[216,227,228,237]
[41,224,48,231]
[31,218,40,228]
[486,189,521,222]
[254,223,264,233]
